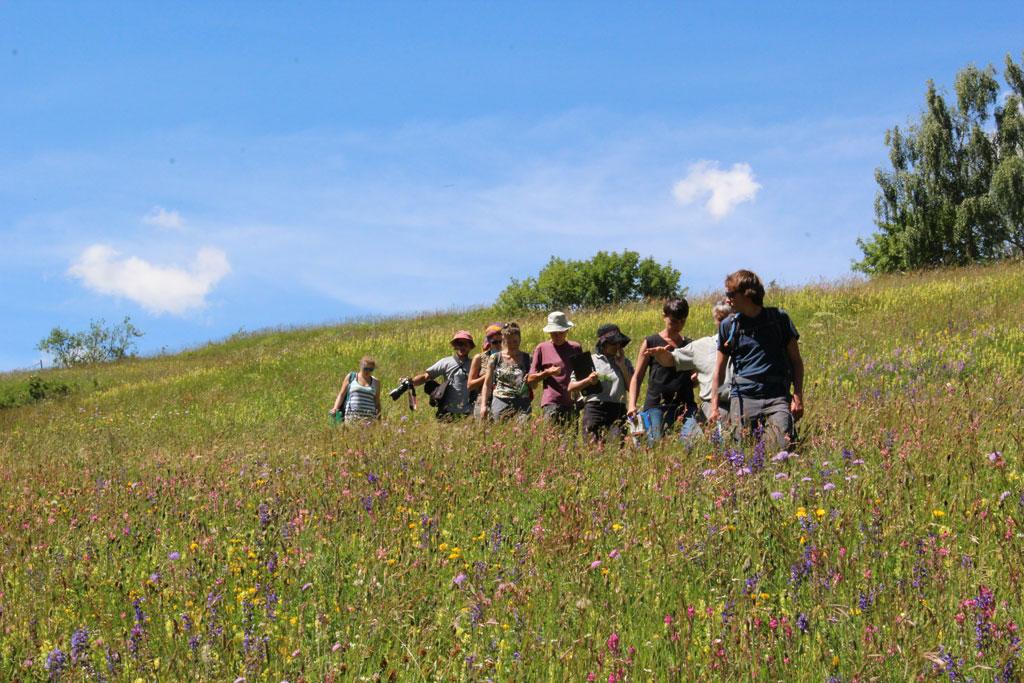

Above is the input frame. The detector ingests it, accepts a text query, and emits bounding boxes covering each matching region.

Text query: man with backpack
[709,270,804,450]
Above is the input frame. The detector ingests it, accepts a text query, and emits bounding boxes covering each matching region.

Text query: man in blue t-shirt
[709,269,805,449]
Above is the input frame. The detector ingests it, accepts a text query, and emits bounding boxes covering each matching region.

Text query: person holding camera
[710,270,804,450]
[479,322,535,421]
[329,356,381,423]
[406,330,476,419]
[569,324,634,445]
[527,311,582,425]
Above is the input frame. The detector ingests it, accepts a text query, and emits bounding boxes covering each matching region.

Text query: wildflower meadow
[1,261,1023,682]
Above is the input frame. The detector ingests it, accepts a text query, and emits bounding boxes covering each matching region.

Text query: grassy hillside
[2,261,1023,681]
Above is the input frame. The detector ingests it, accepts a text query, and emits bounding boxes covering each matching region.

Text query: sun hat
[542,311,575,333]
[450,330,476,348]
[483,322,504,350]
[596,323,630,350]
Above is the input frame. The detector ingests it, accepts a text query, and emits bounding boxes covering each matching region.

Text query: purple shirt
[530,340,582,407]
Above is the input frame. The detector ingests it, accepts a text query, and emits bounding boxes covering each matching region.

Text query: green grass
[2,260,1023,681]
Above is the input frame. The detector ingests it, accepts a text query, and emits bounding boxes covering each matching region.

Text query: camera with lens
[389,377,414,401]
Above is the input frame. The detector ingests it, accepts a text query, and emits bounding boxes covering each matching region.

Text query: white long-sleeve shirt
[671,335,732,403]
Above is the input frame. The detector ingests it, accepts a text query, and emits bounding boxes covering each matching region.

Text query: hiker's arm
[645,344,675,368]
[467,354,486,392]
[479,359,494,418]
[709,351,728,422]
[330,374,351,414]
[627,340,649,416]
[787,338,804,421]
[410,371,432,386]
[526,354,559,383]
[568,371,598,393]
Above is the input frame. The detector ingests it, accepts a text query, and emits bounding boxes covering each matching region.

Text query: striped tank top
[344,375,379,422]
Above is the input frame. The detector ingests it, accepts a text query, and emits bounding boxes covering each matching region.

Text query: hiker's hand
[586,371,599,386]
[790,395,804,421]
[545,366,561,377]
[645,346,673,365]
[626,402,636,417]
[479,406,488,419]
[708,406,720,423]
[328,408,338,416]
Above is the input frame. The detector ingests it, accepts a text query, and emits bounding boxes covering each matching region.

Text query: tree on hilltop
[37,316,144,368]
[856,52,1024,274]
[496,250,682,312]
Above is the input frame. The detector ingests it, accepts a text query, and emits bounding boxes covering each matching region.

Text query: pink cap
[450,330,476,348]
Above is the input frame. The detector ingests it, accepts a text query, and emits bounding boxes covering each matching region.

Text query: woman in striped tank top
[329,356,381,424]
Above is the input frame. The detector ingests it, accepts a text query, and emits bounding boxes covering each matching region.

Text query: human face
[664,315,686,333]
[487,335,503,349]
[725,288,757,315]
[549,330,567,345]
[452,340,472,357]
[601,342,621,357]
[361,364,375,374]
[502,332,520,349]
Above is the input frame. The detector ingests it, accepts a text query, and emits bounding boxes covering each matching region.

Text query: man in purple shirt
[528,311,583,425]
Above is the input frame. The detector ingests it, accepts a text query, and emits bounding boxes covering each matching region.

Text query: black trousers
[581,401,627,444]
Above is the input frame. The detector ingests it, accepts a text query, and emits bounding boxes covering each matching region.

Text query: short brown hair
[359,355,376,367]
[725,269,765,306]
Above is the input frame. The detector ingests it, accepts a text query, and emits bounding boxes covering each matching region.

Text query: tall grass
[1,261,1023,681]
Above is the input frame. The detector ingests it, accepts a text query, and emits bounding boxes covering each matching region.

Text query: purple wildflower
[70,627,89,659]
[796,612,809,633]
[45,647,67,680]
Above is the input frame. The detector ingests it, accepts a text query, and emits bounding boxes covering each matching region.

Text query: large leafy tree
[856,53,1024,274]
[496,250,681,312]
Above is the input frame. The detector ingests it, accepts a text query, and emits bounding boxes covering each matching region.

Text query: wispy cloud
[672,161,761,219]
[68,245,230,315]
[142,206,184,230]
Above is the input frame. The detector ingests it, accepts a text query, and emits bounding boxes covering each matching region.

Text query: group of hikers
[329,269,805,450]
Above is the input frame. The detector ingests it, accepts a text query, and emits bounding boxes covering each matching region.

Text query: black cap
[596,323,631,349]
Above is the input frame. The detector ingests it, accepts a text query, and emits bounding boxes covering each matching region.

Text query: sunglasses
[487,336,503,343]
[362,366,375,373]
[725,290,741,298]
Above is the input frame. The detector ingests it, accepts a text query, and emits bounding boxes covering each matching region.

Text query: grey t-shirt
[571,352,634,404]
[672,334,732,403]
[426,355,473,414]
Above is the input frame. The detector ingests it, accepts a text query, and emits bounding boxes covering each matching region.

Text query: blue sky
[2,2,1022,370]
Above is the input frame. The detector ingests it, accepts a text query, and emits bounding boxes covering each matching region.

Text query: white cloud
[672,161,761,219]
[142,206,184,229]
[68,245,230,315]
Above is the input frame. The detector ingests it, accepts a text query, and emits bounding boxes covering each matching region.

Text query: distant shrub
[0,375,71,410]
[496,250,682,312]
[37,316,143,368]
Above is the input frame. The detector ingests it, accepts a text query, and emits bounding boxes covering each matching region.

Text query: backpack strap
[720,314,741,355]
